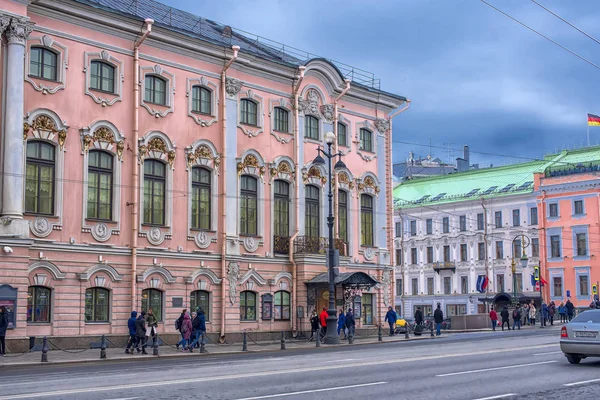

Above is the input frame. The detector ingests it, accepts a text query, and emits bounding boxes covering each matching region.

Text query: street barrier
[41,336,48,363]
[242,331,248,351]
[280,331,286,350]
[100,335,107,359]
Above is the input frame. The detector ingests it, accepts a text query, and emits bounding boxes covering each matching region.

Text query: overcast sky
[162,0,600,166]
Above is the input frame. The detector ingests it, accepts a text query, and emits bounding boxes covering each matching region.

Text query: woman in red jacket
[319,307,328,337]
[489,307,498,331]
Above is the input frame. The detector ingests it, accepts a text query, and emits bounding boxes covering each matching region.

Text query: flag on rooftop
[587,113,600,126]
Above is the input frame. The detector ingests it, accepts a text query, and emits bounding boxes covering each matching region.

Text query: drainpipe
[540,190,547,306]
[220,45,240,341]
[481,198,489,312]
[289,66,305,335]
[131,18,153,311]
[332,80,351,242]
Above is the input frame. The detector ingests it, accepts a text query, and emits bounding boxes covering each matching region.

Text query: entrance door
[317,288,329,314]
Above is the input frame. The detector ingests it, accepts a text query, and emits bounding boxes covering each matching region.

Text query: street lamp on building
[511,234,530,304]
[312,131,347,345]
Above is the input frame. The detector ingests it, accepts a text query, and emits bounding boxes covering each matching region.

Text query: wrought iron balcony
[273,236,291,255]
[293,236,347,256]
[433,261,456,274]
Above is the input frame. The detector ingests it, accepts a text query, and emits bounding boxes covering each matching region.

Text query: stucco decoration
[225,77,243,99]
[137,265,176,284]
[375,118,390,134]
[355,120,377,162]
[336,169,355,195]
[83,50,124,106]
[193,231,211,249]
[363,246,376,261]
[138,131,176,168]
[227,261,240,305]
[31,217,52,237]
[240,269,267,286]
[356,173,381,195]
[274,272,293,289]
[90,222,111,242]
[78,264,123,282]
[320,104,334,122]
[186,268,222,285]
[236,151,266,181]
[25,34,67,95]
[80,121,126,160]
[243,236,259,253]
[269,98,294,144]
[186,76,219,126]
[185,140,220,172]
[140,64,175,118]
[302,165,327,186]
[0,17,10,35]
[382,269,391,306]
[28,260,66,280]
[268,156,295,183]
[147,227,165,246]
[237,89,264,138]
[297,88,322,116]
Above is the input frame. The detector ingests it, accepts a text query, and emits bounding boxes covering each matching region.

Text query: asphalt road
[0,327,598,400]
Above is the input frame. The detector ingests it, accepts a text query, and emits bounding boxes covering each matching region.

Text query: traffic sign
[593,284,598,296]
[534,266,540,281]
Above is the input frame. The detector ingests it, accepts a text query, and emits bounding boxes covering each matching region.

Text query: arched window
[361,194,374,246]
[27,286,51,323]
[240,175,258,236]
[191,167,211,230]
[362,293,373,325]
[360,128,373,152]
[240,99,258,126]
[240,291,256,321]
[305,185,320,238]
[337,122,347,147]
[338,190,348,242]
[273,180,290,237]
[90,61,115,93]
[85,287,110,322]
[192,86,211,115]
[305,115,319,140]
[144,75,167,105]
[30,47,58,81]
[87,150,113,221]
[141,288,163,322]
[190,290,210,320]
[273,107,289,132]
[274,290,290,321]
[25,141,55,215]
[143,160,166,225]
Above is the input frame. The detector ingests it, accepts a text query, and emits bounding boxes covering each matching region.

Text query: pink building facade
[0,0,407,344]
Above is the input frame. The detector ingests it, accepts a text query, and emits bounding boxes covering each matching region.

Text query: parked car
[560,310,600,364]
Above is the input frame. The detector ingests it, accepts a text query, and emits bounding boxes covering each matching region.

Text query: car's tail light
[561,326,568,338]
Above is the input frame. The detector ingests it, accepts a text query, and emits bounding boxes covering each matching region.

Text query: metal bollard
[280,331,286,350]
[41,336,49,363]
[316,330,321,347]
[348,328,354,344]
[242,331,248,351]
[430,327,435,337]
[378,325,383,342]
[100,334,107,359]
[200,333,206,353]
[153,332,159,356]
[404,328,409,339]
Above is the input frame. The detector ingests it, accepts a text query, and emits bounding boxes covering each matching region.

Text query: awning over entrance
[477,292,542,304]
[306,271,379,286]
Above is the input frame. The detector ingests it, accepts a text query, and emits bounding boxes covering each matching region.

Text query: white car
[560,310,600,364]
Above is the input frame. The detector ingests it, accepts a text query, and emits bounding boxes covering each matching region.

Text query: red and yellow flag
[588,113,600,126]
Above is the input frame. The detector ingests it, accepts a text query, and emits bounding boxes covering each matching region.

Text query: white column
[2,18,32,219]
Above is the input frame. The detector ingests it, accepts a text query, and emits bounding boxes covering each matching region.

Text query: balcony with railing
[273,236,291,255]
[292,236,347,257]
[433,261,456,274]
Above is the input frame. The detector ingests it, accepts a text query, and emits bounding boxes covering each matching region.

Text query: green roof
[394,146,600,209]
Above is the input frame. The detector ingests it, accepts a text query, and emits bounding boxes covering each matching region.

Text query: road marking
[563,378,600,387]
[232,382,386,400]
[325,358,356,363]
[472,395,515,400]
[436,361,557,377]
[533,351,562,356]
[103,398,140,400]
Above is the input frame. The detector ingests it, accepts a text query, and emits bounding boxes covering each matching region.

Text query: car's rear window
[571,311,600,323]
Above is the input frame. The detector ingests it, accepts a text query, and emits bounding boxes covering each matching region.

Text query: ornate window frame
[140,64,175,118]
[185,139,220,250]
[138,131,176,245]
[186,76,218,126]
[269,98,294,144]
[357,172,381,261]
[187,267,222,319]
[336,168,355,254]
[83,50,124,106]
[268,156,296,255]
[298,85,327,145]
[355,120,377,162]
[238,89,264,138]
[236,150,266,252]
[23,109,69,238]
[25,35,68,95]
[301,162,328,237]
[79,120,126,242]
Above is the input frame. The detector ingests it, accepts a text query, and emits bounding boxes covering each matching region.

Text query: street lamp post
[312,131,347,345]
[511,234,530,305]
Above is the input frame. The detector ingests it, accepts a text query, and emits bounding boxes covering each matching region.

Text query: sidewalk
[0,333,434,368]
[447,322,564,333]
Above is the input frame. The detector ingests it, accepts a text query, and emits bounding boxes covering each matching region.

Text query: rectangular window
[191,167,211,230]
[574,200,584,215]
[143,160,166,226]
[442,217,450,233]
[90,61,115,93]
[25,141,55,215]
[446,304,467,317]
[410,220,417,236]
[304,115,319,139]
[360,194,374,246]
[240,99,258,126]
[395,249,402,266]
[144,76,166,105]
[273,107,289,132]
[496,274,504,293]
[459,215,467,231]
[396,279,403,296]
[460,244,468,262]
[395,222,402,237]
[494,211,502,228]
[550,235,561,258]
[513,240,522,259]
[359,128,373,152]
[443,245,450,262]
[426,246,433,264]
[531,238,540,257]
[142,289,163,322]
[27,286,51,323]
[240,176,258,236]
[427,277,434,295]
[411,248,418,265]
[412,278,418,295]
[549,203,558,217]
[553,277,563,297]
[426,219,433,235]
[443,277,451,294]
[461,276,468,294]
[338,191,348,243]
[85,288,109,322]
[273,180,290,237]
[512,209,520,227]
[478,242,485,260]
[514,273,522,294]
[337,122,347,146]
[579,275,589,296]
[477,213,484,230]
[530,207,538,225]
[87,151,113,221]
[495,241,503,259]
[576,233,587,256]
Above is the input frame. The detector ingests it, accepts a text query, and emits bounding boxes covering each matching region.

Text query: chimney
[463,145,470,164]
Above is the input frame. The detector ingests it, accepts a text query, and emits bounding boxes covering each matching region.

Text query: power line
[530,0,600,47]
[479,0,600,71]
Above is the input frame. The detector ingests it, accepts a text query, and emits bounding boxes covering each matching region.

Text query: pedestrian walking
[319,307,328,338]
[565,299,574,321]
[548,302,556,326]
[135,311,148,354]
[512,305,521,330]
[189,309,206,352]
[125,310,137,354]
[178,312,193,351]
[309,310,319,341]
[146,308,158,347]
[489,307,498,331]
[414,307,424,326]
[542,303,548,327]
[385,306,396,336]
[0,306,8,355]
[433,304,444,336]
[522,303,530,326]
[337,309,347,339]
[558,302,566,323]
[500,306,510,331]
[529,303,537,326]
[175,309,186,350]
[345,308,356,338]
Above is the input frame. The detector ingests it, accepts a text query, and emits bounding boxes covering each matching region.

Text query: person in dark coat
[125,310,137,354]
[433,304,444,336]
[309,311,319,341]
[337,309,347,339]
[175,309,186,350]
[189,309,207,351]
[500,306,510,331]
[384,306,397,336]
[414,307,424,326]
[345,308,356,338]
[548,302,556,326]
[512,305,521,330]
[0,306,8,355]
[565,299,575,321]
[146,308,158,347]
[135,311,148,354]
